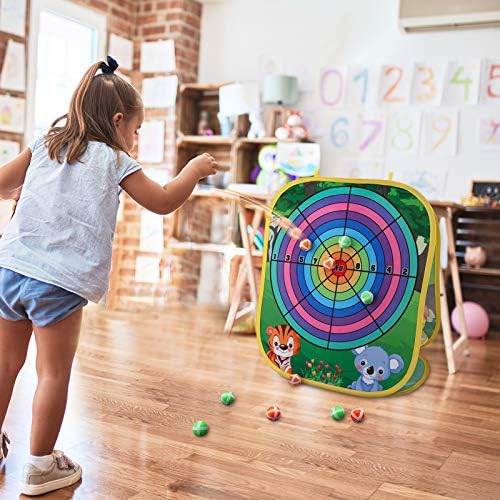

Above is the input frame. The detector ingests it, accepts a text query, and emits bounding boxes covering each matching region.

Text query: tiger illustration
[266,325,301,374]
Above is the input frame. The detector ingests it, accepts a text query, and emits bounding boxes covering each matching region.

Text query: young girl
[0,56,216,496]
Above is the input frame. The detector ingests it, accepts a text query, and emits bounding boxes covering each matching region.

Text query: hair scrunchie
[100,56,119,74]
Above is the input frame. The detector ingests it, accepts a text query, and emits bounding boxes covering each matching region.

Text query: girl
[0,56,216,496]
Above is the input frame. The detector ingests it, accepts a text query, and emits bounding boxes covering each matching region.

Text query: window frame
[26,0,107,145]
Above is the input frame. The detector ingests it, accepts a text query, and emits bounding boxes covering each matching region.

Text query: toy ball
[350,408,364,423]
[451,301,489,339]
[299,239,312,251]
[192,420,209,436]
[323,257,335,270]
[330,405,345,421]
[338,235,352,249]
[360,290,374,305]
[289,373,302,385]
[220,391,236,405]
[289,227,302,240]
[266,405,281,421]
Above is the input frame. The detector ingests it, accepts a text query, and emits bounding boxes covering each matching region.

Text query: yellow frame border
[255,176,438,398]
[421,226,441,348]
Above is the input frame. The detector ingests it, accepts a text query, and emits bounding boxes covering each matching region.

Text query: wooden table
[431,201,469,374]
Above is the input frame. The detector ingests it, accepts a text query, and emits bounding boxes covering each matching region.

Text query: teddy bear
[275,110,308,141]
[347,345,404,392]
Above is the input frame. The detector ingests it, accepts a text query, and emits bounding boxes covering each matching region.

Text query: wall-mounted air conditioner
[399,0,500,33]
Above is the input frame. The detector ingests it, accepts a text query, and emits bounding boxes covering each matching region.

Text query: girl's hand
[187,153,217,179]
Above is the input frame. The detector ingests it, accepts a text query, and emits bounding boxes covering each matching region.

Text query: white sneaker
[20,450,82,496]
[0,431,10,462]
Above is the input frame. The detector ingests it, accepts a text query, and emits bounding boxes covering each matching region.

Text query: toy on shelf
[250,144,290,193]
[452,301,489,340]
[217,112,234,137]
[461,194,490,207]
[197,110,214,136]
[247,109,266,139]
[464,246,487,269]
[275,110,309,141]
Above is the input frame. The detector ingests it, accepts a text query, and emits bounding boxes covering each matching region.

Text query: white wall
[199,0,500,201]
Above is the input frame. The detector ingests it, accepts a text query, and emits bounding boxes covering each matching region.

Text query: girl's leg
[0,318,33,431]
[30,309,82,456]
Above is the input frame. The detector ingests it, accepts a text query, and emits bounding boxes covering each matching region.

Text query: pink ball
[451,302,489,339]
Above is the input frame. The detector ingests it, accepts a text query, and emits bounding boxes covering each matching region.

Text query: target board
[257,179,439,397]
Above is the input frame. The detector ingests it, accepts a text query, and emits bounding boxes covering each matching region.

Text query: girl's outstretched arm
[0,148,31,200]
[120,153,217,215]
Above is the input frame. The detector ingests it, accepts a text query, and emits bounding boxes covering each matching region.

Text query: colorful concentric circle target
[268,185,419,350]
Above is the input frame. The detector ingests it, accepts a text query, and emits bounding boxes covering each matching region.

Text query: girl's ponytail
[45,56,142,164]
[67,62,102,138]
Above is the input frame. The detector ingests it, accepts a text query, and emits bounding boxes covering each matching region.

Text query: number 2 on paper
[383,66,404,103]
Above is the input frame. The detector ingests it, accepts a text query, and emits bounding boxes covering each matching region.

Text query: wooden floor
[1,305,499,499]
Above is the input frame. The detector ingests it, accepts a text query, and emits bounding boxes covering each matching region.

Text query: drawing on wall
[393,167,448,200]
[421,110,458,157]
[140,40,176,73]
[0,0,26,37]
[138,121,165,163]
[0,96,25,134]
[479,117,500,151]
[109,34,133,71]
[0,40,25,91]
[0,140,20,164]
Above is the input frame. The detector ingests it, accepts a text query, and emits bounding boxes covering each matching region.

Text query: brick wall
[0,0,203,309]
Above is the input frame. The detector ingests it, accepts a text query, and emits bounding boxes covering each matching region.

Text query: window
[26,0,106,141]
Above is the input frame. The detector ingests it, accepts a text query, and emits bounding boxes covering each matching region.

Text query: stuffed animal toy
[248,109,266,139]
[275,110,308,141]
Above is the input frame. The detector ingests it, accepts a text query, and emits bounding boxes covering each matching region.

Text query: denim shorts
[0,267,88,327]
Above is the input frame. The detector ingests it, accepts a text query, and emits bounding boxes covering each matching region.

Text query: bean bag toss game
[256,178,440,397]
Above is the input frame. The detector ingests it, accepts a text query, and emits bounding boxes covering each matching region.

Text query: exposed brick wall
[114,0,202,308]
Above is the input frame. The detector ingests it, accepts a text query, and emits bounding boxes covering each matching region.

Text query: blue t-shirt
[0,136,141,302]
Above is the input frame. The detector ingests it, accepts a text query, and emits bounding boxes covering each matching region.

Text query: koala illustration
[347,345,404,392]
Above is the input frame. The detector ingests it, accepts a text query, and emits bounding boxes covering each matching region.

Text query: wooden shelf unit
[453,206,500,331]
[173,84,271,305]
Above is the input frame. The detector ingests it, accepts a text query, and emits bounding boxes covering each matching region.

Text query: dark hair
[45,57,143,164]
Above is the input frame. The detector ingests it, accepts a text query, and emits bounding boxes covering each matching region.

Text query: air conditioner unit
[399,0,500,33]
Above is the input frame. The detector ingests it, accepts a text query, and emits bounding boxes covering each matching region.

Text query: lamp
[219,82,260,117]
[262,75,299,136]
[262,75,299,106]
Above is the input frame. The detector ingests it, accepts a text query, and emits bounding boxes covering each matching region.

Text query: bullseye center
[331,259,347,277]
